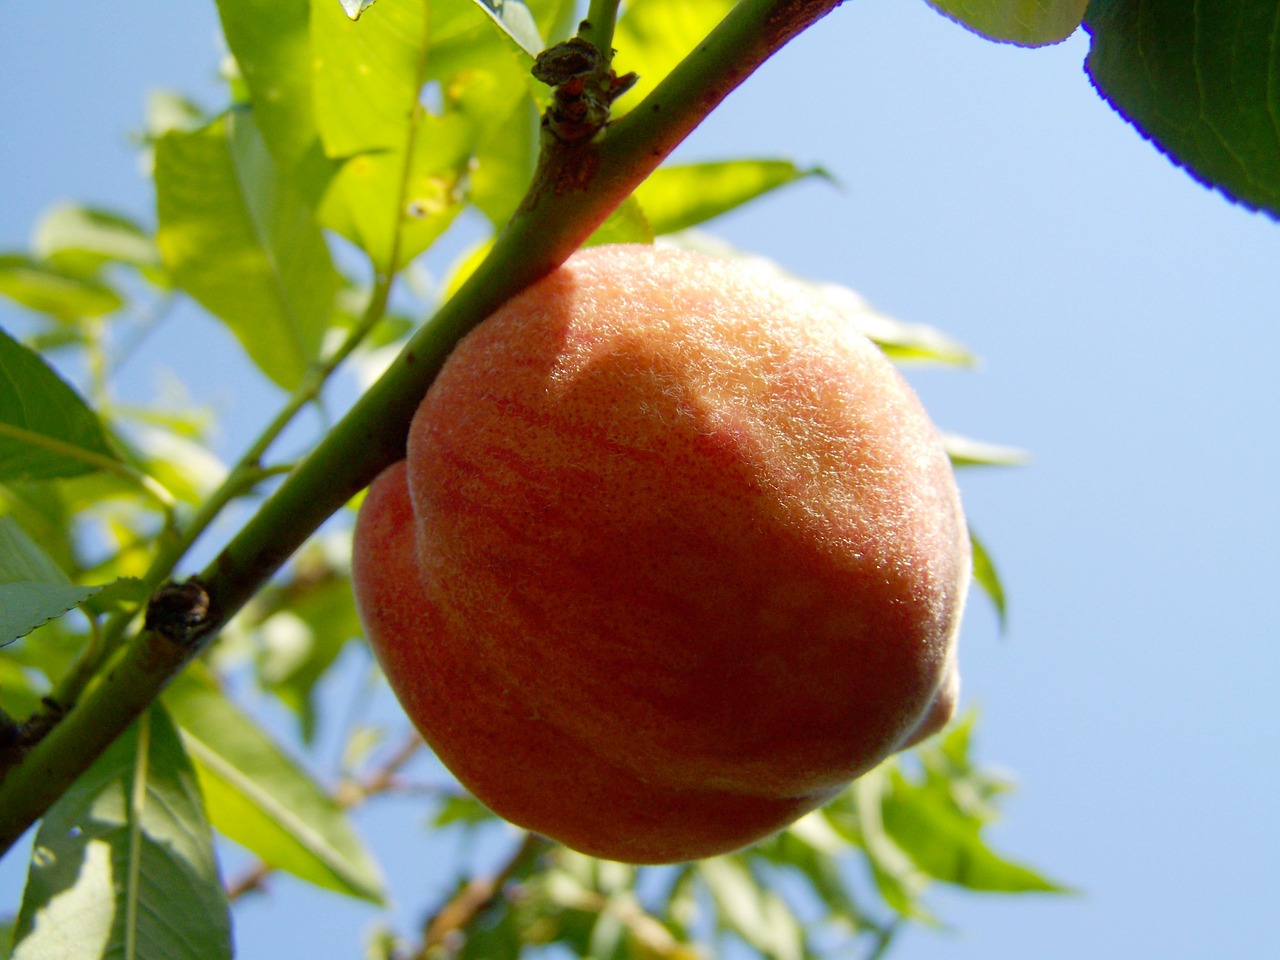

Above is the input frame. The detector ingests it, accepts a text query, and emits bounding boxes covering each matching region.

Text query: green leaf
[217,0,320,173]
[968,530,1008,630]
[32,205,159,275]
[882,764,1065,893]
[0,254,123,321]
[612,0,737,117]
[450,64,540,228]
[926,0,1087,45]
[310,0,471,268]
[585,196,654,246]
[341,0,382,18]
[0,326,122,481]
[0,583,96,646]
[312,0,428,158]
[1084,0,1280,219]
[11,706,232,960]
[468,0,543,58]
[155,110,339,390]
[634,160,832,235]
[164,667,386,902]
[945,434,1029,468]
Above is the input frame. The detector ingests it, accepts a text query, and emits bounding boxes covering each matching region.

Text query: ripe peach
[352,244,970,863]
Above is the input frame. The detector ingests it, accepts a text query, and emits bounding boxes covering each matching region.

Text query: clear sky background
[3,2,1279,958]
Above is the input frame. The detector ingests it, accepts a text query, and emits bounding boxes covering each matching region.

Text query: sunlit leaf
[945,434,1029,467]
[340,0,381,18]
[0,254,123,321]
[11,706,232,960]
[155,110,339,390]
[925,0,1087,46]
[882,763,1066,893]
[612,0,737,117]
[312,0,428,158]
[585,196,654,246]
[217,0,320,174]
[468,0,543,58]
[635,160,832,235]
[32,205,159,275]
[449,65,540,227]
[0,327,121,481]
[311,0,471,268]
[165,668,386,902]
[1084,0,1280,219]
[968,529,1007,630]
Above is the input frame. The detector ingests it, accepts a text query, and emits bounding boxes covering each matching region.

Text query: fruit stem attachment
[0,0,845,858]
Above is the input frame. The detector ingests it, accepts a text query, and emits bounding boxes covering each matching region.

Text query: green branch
[0,0,845,857]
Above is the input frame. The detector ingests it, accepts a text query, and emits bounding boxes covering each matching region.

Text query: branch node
[143,576,212,644]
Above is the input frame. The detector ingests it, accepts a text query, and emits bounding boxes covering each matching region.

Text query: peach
[352,244,970,863]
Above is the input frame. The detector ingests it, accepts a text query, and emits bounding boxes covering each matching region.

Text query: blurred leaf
[433,792,496,827]
[1084,1,1280,219]
[252,568,363,741]
[341,0,382,18]
[32,205,159,275]
[468,0,543,58]
[0,328,121,481]
[635,160,832,235]
[144,91,207,140]
[926,0,1086,45]
[0,654,45,718]
[0,583,96,647]
[164,668,386,903]
[944,433,1029,467]
[11,706,232,960]
[0,254,123,321]
[585,195,654,246]
[155,110,339,390]
[882,763,1066,893]
[612,0,737,117]
[449,66,540,227]
[699,857,802,960]
[969,529,1007,629]
[216,0,320,174]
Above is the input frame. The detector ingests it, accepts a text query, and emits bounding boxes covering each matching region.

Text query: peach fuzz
[353,244,970,864]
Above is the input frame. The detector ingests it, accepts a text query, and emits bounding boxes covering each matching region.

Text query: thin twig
[415,832,551,959]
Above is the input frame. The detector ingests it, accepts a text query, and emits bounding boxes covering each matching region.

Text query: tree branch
[0,0,845,857]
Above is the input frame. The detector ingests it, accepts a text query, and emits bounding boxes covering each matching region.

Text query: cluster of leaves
[13,0,1275,955]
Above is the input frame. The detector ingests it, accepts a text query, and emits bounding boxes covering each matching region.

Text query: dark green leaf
[0,327,121,481]
[155,111,339,390]
[969,529,1008,629]
[11,706,232,960]
[0,254,123,321]
[612,0,737,117]
[1084,0,1280,218]
[32,205,159,274]
[926,0,1087,45]
[164,667,386,902]
[634,160,832,235]
[882,764,1066,893]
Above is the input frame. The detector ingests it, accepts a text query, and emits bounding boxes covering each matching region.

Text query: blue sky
[3,2,1279,957]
